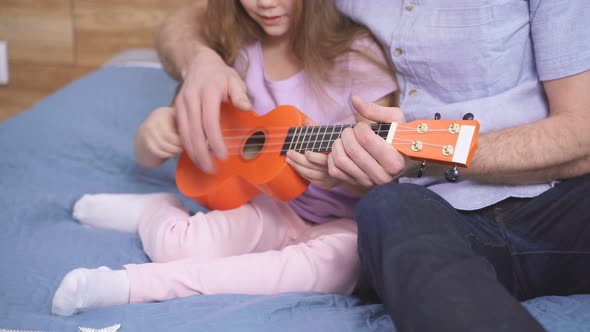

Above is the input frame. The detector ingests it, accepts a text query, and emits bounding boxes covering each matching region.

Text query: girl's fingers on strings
[285,155,308,177]
[287,150,327,172]
[304,151,329,167]
[286,150,316,170]
[285,149,304,162]
[298,166,328,182]
[290,161,338,189]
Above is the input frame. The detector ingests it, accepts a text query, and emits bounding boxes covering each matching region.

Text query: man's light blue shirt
[336,0,590,210]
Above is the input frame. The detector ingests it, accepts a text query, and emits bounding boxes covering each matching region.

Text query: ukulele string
[212,123,455,156]
[219,123,437,132]
[219,128,451,141]
[219,138,446,156]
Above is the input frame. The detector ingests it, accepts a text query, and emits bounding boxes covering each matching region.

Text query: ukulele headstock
[388,119,479,167]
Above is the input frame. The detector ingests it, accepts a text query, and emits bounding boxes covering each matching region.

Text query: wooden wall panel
[0,0,74,64]
[0,0,193,122]
[73,0,194,66]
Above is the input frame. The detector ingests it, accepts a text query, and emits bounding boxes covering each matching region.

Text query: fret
[301,126,313,153]
[281,122,391,156]
[291,126,303,154]
[294,126,307,153]
[305,126,314,153]
[318,125,338,153]
[309,125,320,152]
[299,126,310,153]
[318,126,330,152]
[327,125,340,152]
[329,125,344,151]
[280,126,298,155]
[372,122,391,140]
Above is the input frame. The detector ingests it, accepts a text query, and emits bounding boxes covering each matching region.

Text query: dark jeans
[355,174,590,332]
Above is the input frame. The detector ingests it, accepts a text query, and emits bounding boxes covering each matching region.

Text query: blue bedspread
[0,66,588,332]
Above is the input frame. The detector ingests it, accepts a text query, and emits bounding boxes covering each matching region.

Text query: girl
[52,0,396,316]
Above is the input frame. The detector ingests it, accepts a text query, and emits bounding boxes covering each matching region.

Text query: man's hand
[327,96,408,189]
[174,48,252,174]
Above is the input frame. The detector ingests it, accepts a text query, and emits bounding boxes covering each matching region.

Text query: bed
[1,50,589,332]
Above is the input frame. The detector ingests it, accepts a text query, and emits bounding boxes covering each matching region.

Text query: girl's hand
[285,118,341,189]
[134,106,183,168]
[286,150,341,189]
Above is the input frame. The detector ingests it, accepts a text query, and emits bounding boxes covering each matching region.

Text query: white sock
[52,266,130,316]
[73,193,181,233]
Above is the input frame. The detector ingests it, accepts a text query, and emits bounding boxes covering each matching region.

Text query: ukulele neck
[280,123,391,155]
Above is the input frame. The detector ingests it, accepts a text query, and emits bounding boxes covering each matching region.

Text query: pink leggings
[124,195,359,303]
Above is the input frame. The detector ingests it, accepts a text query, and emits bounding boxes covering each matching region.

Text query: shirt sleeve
[530,0,590,81]
[348,37,398,104]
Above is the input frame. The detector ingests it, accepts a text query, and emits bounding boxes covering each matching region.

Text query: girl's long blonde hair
[204,0,395,106]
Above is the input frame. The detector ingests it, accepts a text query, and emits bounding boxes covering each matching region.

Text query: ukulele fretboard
[280,123,392,155]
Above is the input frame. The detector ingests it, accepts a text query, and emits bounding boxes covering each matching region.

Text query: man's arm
[155,1,252,174]
[156,1,207,80]
[329,70,590,188]
[396,70,590,184]
[463,70,590,183]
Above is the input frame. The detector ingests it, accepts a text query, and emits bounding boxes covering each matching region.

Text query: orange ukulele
[176,103,480,210]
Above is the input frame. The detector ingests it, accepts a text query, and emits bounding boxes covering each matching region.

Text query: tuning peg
[462,113,474,120]
[417,161,426,178]
[444,165,460,182]
[417,116,434,178]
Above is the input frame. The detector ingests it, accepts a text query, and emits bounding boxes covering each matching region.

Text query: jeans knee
[355,183,447,238]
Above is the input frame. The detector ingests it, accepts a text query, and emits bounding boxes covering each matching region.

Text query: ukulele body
[176,103,310,210]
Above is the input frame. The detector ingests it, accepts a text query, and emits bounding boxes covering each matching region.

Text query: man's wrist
[180,46,223,80]
[179,44,206,79]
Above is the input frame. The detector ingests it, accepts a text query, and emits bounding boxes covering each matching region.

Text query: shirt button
[409,89,417,97]
[406,2,415,11]
[394,48,403,57]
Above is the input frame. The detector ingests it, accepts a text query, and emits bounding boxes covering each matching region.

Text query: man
[156,1,590,331]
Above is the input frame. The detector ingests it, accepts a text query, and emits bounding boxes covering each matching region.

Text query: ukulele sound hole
[242,131,265,160]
